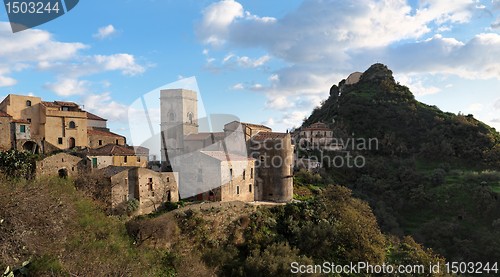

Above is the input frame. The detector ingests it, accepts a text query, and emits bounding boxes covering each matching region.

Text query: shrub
[127,198,140,213]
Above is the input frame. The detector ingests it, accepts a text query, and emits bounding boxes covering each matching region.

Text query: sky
[1,0,500,145]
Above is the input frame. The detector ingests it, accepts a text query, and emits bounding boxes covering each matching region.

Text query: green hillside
[301,63,500,263]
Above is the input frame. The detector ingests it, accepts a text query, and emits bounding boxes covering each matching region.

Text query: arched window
[26,100,31,107]
[68,121,76,129]
[187,112,193,124]
[169,112,175,122]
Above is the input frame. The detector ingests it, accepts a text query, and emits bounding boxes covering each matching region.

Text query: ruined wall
[251,135,293,202]
[0,117,11,151]
[36,153,90,178]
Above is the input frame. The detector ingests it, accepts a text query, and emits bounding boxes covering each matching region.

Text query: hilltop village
[0,91,338,215]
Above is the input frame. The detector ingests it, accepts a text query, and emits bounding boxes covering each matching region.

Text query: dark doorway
[68,137,76,149]
[22,141,38,154]
[58,168,68,178]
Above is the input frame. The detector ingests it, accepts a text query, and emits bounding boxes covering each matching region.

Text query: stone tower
[160,89,198,163]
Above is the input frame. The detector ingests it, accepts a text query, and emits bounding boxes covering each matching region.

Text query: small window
[124,156,128,163]
[92,158,97,168]
[26,100,31,107]
[115,139,119,145]
[230,168,233,181]
[236,186,240,195]
[137,156,141,162]
[62,107,69,111]
[68,121,76,129]
[167,177,170,182]
[98,140,103,146]
[243,170,246,180]
[148,178,153,191]
[27,118,31,123]
[169,112,175,122]
[20,125,26,133]
[249,184,252,192]
[188,112,193,124]
[58,137,63,144]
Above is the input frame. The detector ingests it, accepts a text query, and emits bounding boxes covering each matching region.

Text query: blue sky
[1,0,500,145]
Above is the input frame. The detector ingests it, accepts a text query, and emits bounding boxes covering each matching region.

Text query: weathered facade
[0,111,12,151]
[249,132,294,202]
[160,89,198,162]
[87,129,126,149]
[159,89,294,203]
[100,166,179,215]
[183,151,255,202]
[0,94,130,154]
[36,152,90,178]
[82,144,148,169]
[298,122,337,148]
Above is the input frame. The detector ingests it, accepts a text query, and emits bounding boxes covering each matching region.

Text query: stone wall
[36,153,90,178]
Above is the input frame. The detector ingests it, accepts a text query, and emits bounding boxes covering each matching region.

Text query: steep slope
[0,176,171,276]
[301,63,500,264]
[305,63,500,165]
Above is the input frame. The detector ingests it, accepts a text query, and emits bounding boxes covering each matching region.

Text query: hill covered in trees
[301,63,500,264]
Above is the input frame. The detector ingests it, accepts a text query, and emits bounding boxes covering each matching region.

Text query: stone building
[159,88,294,203]
[224,121,272,141]
[249,132,294,202]
[298,122,336,148]
[176,151,255,202]
[81,144,148,169]
[0,94,129,154]
[87,129,126,149]
[36,152,90,178]
[0,111,12,151]
[160,89,198,162]
[100,166,179,215]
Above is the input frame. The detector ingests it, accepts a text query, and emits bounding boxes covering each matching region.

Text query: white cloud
[467,103,483,112]
[0,21,146,98]
[266,95,294,110]
[236,55,270,68]
[395,74,441,96]
[197,1,494,129]
[231,83,244,90]
[44,78,89,96]
[494,99,500,110]
[93,54,145,76]
[197,0,244,46]
[93,25,117,39]
[81,92,128,121]
[0,75,17,87]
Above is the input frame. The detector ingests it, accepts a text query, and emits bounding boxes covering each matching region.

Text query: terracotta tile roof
[99,166,133,178]
[85,144,136,156]
[87,129,124,138]
[0,111,11,117]
[54,101,79,107]
[42,101,80,109]
[242,122,272,130]
[11,119,30,124]
[41,101,60,108]
[251,132,289,140]
[86,112,107,121]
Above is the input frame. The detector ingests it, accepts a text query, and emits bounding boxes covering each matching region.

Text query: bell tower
[160,89,198,163]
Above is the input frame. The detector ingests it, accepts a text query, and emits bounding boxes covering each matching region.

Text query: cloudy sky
[1,0,499,143]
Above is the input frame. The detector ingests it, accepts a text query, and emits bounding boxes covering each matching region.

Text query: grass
[0,175,173,276]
